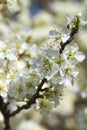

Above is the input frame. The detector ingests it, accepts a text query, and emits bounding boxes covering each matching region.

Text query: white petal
[0,53,5,59]
[0,41,6,49]
[64,76,72,86]
[7,53,16,60]
[28,87,36,95]
[81,20,87,26]
[75,52,85,62]
[49,30,56,36]
[62,35,70,43]
[77,12,82,17]
[72,44,79,52]
[66,14,72,24]
[59,69,64,77]
[72,68,79,78]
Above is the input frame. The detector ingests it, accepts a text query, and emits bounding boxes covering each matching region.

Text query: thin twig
[59,26,79,54]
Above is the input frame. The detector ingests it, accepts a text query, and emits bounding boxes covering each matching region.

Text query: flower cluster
[66,13,87,29]
[0,13,86,114]
[0,41,40,101]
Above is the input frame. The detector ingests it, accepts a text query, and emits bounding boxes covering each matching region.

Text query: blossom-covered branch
[7,13,87,117]
[0,13,86,130]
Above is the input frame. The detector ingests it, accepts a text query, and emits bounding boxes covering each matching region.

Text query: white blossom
[49,29,70,43]
[66,13,87,29]
[36,98,54,113]
[62,43,85,63]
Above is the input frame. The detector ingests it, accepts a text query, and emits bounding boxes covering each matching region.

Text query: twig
[59,26,79,54]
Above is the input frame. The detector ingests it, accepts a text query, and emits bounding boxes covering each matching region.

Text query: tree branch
[0,96,10,130]
[0,78,47,129]
[9,78,47,117]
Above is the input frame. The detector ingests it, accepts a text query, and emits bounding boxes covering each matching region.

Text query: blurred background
[0,0,87,130]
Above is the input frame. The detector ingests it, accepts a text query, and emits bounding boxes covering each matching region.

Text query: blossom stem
[59,26,79,54]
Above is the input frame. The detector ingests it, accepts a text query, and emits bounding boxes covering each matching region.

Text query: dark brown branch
[0,96,10,130]
[59,26,79,54]
[3,117,10,130]
[0,96,3,107]
[9,78,47,117]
